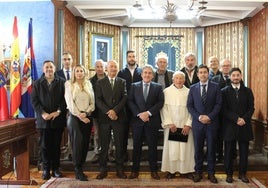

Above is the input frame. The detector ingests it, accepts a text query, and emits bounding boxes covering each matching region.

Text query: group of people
[31,51,254,184]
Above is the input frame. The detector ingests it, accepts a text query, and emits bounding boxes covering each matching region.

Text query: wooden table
[0,118,37,185]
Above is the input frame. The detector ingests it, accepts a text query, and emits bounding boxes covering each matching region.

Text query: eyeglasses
[63,58,71,61]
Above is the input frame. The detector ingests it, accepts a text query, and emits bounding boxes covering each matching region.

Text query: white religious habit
[160,84,195,174]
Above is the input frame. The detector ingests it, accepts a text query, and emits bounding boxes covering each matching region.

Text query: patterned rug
[40,173,264,188]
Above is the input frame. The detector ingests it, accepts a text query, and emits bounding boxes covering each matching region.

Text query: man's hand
[107,109,118,121]
[199,115,211,124]
[138,111,150,122]
[42,112,52,120]
[237,117,246,126]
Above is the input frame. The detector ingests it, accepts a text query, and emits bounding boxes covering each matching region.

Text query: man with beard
[180,52,199,88]
[117,50,142,161]
[221,68,254,184]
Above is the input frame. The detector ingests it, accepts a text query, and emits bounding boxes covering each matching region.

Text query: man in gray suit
[95,60,127,180]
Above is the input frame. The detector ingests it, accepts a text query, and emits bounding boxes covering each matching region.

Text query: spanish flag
[10,16,21,118]
[0,36,9,121]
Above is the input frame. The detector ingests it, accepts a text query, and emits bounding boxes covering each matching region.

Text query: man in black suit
[211,59,232,163]
[128,64,164,180]
[187,64,222,184]
[221,68,254,184]
[56,52,73,81]
[95,60,127,180]
[180,52,199,88]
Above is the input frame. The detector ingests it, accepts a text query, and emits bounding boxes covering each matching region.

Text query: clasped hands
[42,110,60,121]
[107,109,118,120]
[198,115,211,124]
[138,111,150,122]
[237,117,245,126]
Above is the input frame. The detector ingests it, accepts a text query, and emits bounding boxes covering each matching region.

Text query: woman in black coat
[31,60,67,180]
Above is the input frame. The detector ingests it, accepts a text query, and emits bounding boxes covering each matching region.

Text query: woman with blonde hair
[65,65,95,181]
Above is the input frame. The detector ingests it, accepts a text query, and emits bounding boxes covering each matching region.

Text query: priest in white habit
[160,71,195,179]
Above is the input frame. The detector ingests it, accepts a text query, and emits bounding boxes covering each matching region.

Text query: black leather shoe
[52,169,63,178]
[75,170,88,181]
[116,170,127,179]
[239,174,249,183]
[165,172,175,179]
[129,171,139,179]
[151,172,160,180]
[226,175,233,183]
[208,174,218,184]
[42,170,51,180]
[192,172,202,182]
[96,171,107,180]
[180,173,193,180]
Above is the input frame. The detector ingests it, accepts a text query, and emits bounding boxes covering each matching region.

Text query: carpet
[40,173,265,188]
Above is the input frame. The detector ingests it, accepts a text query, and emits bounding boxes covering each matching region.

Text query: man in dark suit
[221,68,254,184]
[117,50,142,161]
[56,52,73,81]
[95,60,127,180]
[180,52,199,88]
[128,64,164,180]
[187,64,222,184]
[211,59,232,163]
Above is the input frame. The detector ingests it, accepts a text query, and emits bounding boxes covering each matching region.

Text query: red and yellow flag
[10,16,21,118]
[0,36,9,121]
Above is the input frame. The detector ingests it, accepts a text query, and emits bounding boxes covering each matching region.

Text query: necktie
[110,79,114,89]
[143,83,149,101]
[224,75,229,80]
[201,84,207,105]
[234,87,239,98]
[66,70,70,80]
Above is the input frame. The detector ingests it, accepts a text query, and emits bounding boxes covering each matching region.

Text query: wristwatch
[57,109,61,114]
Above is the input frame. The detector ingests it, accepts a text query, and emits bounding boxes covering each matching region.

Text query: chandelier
[162,0,177,23]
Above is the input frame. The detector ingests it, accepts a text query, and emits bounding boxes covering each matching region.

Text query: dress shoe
[165,172,175,179]
[96,171,107,180]
[239,174,249,183]
[180,172,193,180]
[75,170,88,181]
[192,172,202,182]
[128,171,139,179]
[90,154,99,164]
[42,170,51,180]
[226,175,233,183]
[208,174,218,184]
[52,169,63,178]
[116,170,127,179]
[151,172,160,180]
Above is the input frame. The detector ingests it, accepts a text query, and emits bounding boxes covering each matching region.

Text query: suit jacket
[221,84,254,141]
[128,81,164,128]
[31,74,67,129]
[95,76,127,124]
[211,74,231,89]
[180,66,199,88]
[187,81,222,129]
[56,69,67,81]
[153,69,174,89]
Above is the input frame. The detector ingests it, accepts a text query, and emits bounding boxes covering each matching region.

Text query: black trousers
[67,114,92,170]
[98,121,125,172]
[39,128,64,171]
[224,140,249,175]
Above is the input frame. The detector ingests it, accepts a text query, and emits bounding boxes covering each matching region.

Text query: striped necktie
[201,84,207,105]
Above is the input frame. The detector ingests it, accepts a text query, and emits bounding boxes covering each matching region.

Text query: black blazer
[31,74,67,129]
[56,69,67,80]
[128,81,164,128]
[221,84,255,141]
[95,76,127,124]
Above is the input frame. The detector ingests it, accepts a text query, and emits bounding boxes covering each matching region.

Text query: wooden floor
[1,166,268,187]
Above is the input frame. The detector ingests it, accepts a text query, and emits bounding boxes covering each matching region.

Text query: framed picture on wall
[90,33,113,67]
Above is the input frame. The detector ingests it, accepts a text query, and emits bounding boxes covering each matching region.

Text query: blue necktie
[66,71,70,80]
[201,84,207,105]
[144,83,149,101]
